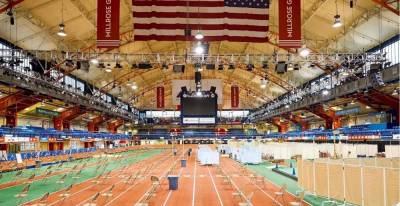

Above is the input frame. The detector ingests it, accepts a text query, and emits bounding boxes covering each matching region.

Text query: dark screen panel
[181,97,217,116]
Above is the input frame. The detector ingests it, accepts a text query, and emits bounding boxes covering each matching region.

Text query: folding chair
[15,184,30,204]
[27,173,36,184]
[273,184,287,205]
[56,174,67,184]
[32,192,49,206]
[289,191,305,206]
[83,192,100,206]
[60,184,73,199]
[72,169,83,180]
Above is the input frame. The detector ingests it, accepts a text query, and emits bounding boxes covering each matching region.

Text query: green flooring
[245,161,357,206]
[0,149,164,206]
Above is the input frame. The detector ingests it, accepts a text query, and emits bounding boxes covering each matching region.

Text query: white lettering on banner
[105,2,112,38]
[286,0,293,38]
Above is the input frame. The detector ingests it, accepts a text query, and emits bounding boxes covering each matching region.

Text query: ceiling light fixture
[90,58,99,65]
[57,0,67,37]
[195,42,204,55]
[322,89,329,95]
[299,45,310,57]
[131,84,138,90]
[332,0,342,28]
[195,30,204,40]
[57,23,67,37]
[105,68,112,72]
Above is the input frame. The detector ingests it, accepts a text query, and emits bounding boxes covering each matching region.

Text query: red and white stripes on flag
[132,0,269,42]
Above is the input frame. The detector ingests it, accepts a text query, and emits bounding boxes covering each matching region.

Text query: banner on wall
[156,86,165,108]
[97,0,120,48]
[278,0,301,48]
[231,86,239,108]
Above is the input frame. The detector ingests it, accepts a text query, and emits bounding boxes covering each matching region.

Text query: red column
[272,117,289,133]
[308,105,340,129]
[88,115,109,132]
[53,106,85,130]
[107,119,124,134]
[5,110,17,127]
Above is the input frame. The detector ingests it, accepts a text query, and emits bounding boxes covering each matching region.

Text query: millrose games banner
[97,0,120,48]
[231,86,239,108]
[278,0,301,48]
[156,86,165,108]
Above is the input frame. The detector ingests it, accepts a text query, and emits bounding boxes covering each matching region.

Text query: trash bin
[35,160,42,167]
[167,175,179,190]
[181,159,187,167]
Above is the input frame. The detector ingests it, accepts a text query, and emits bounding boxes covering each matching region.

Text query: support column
[107,119,124,134]
[271,117,289,133]
[5,110,17,127]
[308,105,340,129]
[284,114,309,131]
[53,106,86,131]
[88,115,109,132]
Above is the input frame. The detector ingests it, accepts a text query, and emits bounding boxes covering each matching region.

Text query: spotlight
[322,89,329,95]
[293,63,300,70]
[246,64,254,71]
[195,63,202,71]
[392,88,399,96]
[131,84,138,90]
[90,58,99,65]
[285,105,290,108]
[196,90,202,96]
[262,61,269,70]
[195,44,204,55]
[299,46,310,57]
[342,69,350,76]
[260,78,267,89]
[195,30,204,40]
[228,63,235,70]
[114,63,123,69]
[105,68,112,72]
[57,23,67,37]
[162,63,168,70]
[98,63,106,69]
[218,64,224,70]
[365,105,371,109]
[350,101,355,105]
[287,63,294,71]
[332,15,342,28]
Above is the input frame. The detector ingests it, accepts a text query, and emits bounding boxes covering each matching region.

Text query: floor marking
[207,167,224,206]
[199,174,205,178]
[224,159,283,206]
[104,155,174,206]
[184,174,191,178]
[162,167,184,206]
[192,155,197,206]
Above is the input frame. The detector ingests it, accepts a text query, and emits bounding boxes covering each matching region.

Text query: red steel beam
[53,106,86,130]
[107,119,124,134]
[308,104,341,129]
[88,115,110,132]
[372,0,400,16]
[0,0,25,14]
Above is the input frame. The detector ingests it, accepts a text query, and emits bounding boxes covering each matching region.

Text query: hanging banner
[156,86,165,108]
[231,86,239,108]
[278,0,301,48]
[97,0,120,48]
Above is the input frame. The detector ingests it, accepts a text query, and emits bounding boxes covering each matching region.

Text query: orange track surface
[24,146,307,206]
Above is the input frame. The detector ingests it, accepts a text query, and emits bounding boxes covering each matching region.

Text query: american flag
[132,0,269,42]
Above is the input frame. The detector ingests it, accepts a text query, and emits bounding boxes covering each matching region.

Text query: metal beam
[372,0,400,15]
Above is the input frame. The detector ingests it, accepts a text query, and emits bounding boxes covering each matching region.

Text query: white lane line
[192,156,197,206]
[133,157,179,205]
[162,167,184,206]
[207,166,224,206]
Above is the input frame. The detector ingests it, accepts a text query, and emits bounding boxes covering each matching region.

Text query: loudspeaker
[173,64,185,73]
[206,63,215,70]
[195,71,201,84]
[276,61,287,74]
[210,86,216,94]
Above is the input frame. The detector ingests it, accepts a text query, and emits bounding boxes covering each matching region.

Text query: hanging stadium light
[57,23,67,37]
[299,45,310,57]
[195,42,204,55]
[195,30,204,40]
[333,15,342,28]
[322,89,329,95]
